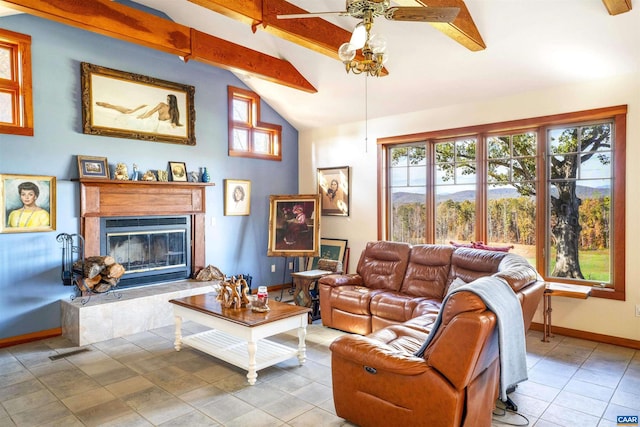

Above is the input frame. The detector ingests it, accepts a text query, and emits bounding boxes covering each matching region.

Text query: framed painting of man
[81,62,196,145]
[267,194,320,257]
[1,174,56,233]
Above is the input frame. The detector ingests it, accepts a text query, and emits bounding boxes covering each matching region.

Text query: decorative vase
[201,167,210,183]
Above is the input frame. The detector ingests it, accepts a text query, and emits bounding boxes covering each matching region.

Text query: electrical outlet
[288,262,294,270]
[271,264,276,273]
[636,304,640,317]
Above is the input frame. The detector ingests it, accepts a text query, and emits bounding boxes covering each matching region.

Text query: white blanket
[414,276,527,401]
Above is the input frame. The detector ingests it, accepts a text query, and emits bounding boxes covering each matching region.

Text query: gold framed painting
[224,179,251,216]
[77,155,109,179]
[1,174,56,233]
[81,62,196,145]
[318,166,349,216]
[267,194,320,257]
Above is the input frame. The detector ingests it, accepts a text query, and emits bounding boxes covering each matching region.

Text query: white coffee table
[169,293,311,385]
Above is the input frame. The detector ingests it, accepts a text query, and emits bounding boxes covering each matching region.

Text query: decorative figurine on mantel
[130,163,140,181]
[142,170,157,181]
[157,170,169,182]
[189,171,199,182]
[114,163,129,180]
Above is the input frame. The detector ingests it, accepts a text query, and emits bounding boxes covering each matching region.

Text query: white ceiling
[5,1,640,130]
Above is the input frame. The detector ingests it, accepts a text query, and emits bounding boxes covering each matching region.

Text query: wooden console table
[542,282,591,342]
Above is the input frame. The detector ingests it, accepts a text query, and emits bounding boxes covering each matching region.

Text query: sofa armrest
[319,273,363,288]
[330,334,429,376]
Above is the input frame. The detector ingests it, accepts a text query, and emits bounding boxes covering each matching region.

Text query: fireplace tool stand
[56,233,121,305]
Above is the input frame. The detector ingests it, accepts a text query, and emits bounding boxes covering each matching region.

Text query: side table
[542,282,591,342]
[291,269,333,322]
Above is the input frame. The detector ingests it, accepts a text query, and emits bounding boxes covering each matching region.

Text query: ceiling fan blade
[385,6,460,23]
[277,11,346,19]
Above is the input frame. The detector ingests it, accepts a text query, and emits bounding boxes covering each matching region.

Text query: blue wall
[0,14,299,340]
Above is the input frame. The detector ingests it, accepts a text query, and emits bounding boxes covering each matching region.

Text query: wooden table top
[169,293,310,327]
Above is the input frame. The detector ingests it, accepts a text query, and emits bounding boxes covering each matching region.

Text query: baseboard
[530,322,640,350]
[0,328,62,349]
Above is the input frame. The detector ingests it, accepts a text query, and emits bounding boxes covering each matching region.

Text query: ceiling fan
[277,0,460,23]
[277,1,460,77]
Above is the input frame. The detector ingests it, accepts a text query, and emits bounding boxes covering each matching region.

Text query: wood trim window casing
[378,105,627,301]
[0,28,33,136]
[227,86,282,161]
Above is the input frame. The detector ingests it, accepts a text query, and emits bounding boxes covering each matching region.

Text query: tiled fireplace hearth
[61,179,216,346]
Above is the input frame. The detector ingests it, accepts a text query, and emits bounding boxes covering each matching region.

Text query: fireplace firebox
[101,216,191,288]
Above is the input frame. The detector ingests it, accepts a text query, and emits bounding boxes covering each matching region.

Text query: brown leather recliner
[330,289,501,427]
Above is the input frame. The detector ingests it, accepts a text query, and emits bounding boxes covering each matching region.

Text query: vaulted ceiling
[0,0,637,130]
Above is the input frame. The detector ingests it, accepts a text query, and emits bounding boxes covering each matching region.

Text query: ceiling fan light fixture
[338,42,357,62]
[367,33,387,54]
[350,22,367,49]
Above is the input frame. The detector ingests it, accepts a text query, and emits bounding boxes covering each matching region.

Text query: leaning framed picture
[77,155,109,179]
[306,238,348,270]
[168,161,187,182]
[224,179,251,216]
[268,194,320,257]
[1,174,56,233]
[81,62,196,145]
[318,166,349,216]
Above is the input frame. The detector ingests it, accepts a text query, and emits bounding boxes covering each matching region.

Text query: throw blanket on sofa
[414,276,527,401]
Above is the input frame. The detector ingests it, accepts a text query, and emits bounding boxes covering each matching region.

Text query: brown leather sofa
[320,241,545,427]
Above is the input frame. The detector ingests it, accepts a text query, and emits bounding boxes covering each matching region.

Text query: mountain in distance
[393,185,610,204]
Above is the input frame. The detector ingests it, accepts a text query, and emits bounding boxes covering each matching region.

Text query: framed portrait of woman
[318,166,349,216]
[224,179,251,216]
[1,174,56,233]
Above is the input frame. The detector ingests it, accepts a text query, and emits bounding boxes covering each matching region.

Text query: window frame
[378,105,627,300]
[0,28,33,136]
[227,86,282,161]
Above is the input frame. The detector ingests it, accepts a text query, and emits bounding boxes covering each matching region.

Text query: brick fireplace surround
[61,179,218,346]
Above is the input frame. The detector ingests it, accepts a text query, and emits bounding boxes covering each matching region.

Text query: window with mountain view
[381,106,626,299]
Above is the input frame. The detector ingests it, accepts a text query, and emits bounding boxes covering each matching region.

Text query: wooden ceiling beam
[0,0,316,92]
[412,0,485,51]
[601,0,632,15]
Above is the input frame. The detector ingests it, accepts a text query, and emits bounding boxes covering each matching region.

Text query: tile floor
[0,321,638,426]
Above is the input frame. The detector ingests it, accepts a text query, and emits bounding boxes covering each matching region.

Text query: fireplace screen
[107,230,186,273]
[101,216,191,288]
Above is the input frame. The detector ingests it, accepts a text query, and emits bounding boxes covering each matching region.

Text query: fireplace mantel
[77,179,214,275]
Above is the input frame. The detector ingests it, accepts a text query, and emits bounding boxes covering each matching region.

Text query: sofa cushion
[329,286,385,315]
[370,292,427,323]
[448,247,508,287]
[400,244,454,298]
[357,241,411,291]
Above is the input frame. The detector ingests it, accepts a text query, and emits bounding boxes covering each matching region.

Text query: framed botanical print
[318,166,349,216]
[224,179,251,216]
[1,174,56,233]
[267,194,320,257]
[77,155,109,179]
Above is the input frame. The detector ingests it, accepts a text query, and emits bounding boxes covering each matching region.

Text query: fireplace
[78,179,211,287]
[101,216,191,288]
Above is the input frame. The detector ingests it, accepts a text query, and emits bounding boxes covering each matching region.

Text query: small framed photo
[77,155,109,179]
[318,166,349,216]
[1,174,56,233]
[268,194,320,257]
[169,161,187,182]
[224,179,251,216]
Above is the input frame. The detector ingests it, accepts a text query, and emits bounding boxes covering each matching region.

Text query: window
[380,106,626,300]
[0,28,33,136]
[228,86,282,161]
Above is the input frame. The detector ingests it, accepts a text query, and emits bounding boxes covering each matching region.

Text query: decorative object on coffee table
[216,275,251,308]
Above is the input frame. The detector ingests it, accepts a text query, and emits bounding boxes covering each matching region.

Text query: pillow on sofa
[450,241,474,248]
[472,241,514,252]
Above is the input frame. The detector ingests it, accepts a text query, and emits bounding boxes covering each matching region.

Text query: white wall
[299,72,640,342]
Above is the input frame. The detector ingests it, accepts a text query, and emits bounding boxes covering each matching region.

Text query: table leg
[174,315,183,351]
[297,324,307,365]
[247,340,257,385]
[542,293,554,342]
